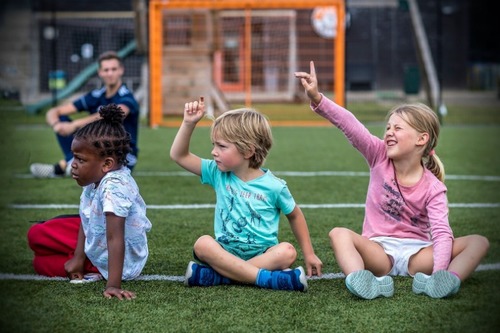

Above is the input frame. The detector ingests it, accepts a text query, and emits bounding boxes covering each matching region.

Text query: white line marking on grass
[475,262,500,271]
[448,203,500,208]
[131,171,500,181]
[148,204,215,209]
[308,272,346,280]
[1,263,499,281]
[135,275,184,282]
[9,203,500,210]
[446,175,500,181]
[10,204,80,209]
[15,171,500,181]
[0,273,68,281]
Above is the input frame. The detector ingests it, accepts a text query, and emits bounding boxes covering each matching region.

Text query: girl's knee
[455,234,490,258]
[329,227,350,241]
[472,234,490,254]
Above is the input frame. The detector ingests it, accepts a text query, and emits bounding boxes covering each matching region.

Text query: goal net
[149,0,345,127]
[36,13,143,95]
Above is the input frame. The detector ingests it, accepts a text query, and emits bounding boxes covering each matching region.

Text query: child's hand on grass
[103,286,136,300]
[305,253,323,277]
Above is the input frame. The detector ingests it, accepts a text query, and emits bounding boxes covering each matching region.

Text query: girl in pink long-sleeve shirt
[295,61,489,300]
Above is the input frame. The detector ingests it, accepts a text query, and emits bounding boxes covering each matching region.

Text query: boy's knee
[280,242,297,262]
[270,242,297,268]
[193,235,216,259]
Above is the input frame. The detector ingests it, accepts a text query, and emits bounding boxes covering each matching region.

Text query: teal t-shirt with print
[201,159,296,260]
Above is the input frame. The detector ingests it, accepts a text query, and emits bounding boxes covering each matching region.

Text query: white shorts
[370,236,432,277]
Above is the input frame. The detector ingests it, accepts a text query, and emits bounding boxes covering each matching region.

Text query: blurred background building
[0,0,498,112]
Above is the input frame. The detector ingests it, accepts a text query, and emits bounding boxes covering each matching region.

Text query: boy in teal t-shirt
[170,97,323,291]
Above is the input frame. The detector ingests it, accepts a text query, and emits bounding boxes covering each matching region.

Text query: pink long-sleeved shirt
[313,95,453,272]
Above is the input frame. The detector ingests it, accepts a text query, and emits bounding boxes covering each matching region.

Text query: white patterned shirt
[80,166,152,280]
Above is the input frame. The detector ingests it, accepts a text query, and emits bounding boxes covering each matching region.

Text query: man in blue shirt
[30,51,140,178]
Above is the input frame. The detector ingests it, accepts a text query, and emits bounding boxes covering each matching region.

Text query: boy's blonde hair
[211,108,273,169]
[386,103,445,181]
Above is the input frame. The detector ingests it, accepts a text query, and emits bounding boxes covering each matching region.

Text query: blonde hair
[211,108,273,169]
[386,103,445,182]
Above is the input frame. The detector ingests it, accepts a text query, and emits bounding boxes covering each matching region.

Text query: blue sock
[255,267,308,291]
[207,268,232,285]
[218,274,232,285]
[186,262,232,286]
[256,269,272,288]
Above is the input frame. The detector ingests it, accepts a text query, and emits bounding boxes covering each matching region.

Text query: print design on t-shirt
[217,184,267,250]
[381,178,404,222]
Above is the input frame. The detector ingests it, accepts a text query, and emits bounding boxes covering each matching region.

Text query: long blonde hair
[211,108,273,169]
[387,103,445,182]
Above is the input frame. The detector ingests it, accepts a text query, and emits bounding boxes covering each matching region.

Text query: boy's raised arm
[170,97,205,176]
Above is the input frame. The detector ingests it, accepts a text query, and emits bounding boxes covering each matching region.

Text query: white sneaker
[412,270,461,298]
[30,163,57,178]
[345,270,394,299]
[69,273,103,284]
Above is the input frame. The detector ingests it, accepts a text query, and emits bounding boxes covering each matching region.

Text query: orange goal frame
[149,0,346,127]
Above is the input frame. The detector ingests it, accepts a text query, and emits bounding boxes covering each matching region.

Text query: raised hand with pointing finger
[294,61,322,105]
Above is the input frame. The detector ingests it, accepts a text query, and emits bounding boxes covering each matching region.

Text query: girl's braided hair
[74,104,131,166]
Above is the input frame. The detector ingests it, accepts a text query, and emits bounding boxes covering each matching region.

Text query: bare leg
[193,235,297,284]
[411,235,489,298]
[409,235,489,280]
[408,246,433,276]
[247,242,297,271]
[448,235,489,280]
[329,227,392,276]
[330,228,395,299]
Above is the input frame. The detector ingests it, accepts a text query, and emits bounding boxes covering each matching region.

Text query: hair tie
[429,149,435,156]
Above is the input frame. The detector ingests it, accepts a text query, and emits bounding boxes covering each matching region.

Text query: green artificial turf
[0,98,499,332]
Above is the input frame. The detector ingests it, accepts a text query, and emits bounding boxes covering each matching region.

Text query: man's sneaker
[412,270,461,298]
[184,261,230,287]
[269,267,308,292]
[345,270,394,299]
[30,163,57,178]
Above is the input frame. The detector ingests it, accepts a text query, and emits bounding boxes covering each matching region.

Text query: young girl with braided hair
[28,104,152,300]
[295,61,489,299]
